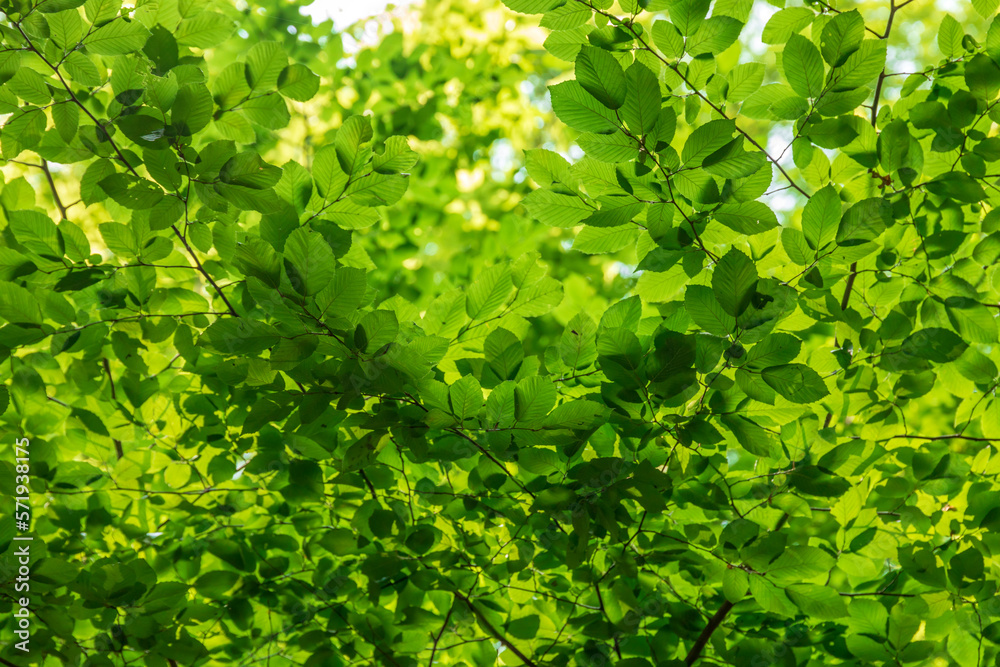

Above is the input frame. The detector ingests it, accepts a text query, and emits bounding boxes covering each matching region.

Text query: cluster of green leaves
[2,0,1000,665]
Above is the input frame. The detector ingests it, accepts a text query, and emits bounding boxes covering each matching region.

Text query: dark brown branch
[840,264,858,313]
[446,428,535,499]
[685,599,734,665]
[359,469,378,500]
[102,358,124,459]
[427,605,455,667]
[870,0,904,126]
[170,225,239,317]
[594,582,622,658]
[455,592,538,667]
[40,159,67,220]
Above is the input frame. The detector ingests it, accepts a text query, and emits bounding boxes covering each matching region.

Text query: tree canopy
[1,0,1000,665]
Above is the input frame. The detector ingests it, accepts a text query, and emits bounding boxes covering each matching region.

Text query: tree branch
[685,599,734,665]
[170,225,239,317]
[40,159,67,220]
[427,605,455,667]
[102,358,124,459]
[455,592,538,667]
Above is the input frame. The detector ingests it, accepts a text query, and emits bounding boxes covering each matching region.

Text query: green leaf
[283,227,335,296]
[518,448,560,475]
[84,18,150,55]
[282,460,325,504]
[514,376,557,424]
[831,40,886,91]
[544,400,607,428]
[802,184,841,251]
[803,116,859,148]
[925,173,986,203]
[946,300,998,344]
[877,119,911,173]
[762,7,814,45]
[761,364,829,404]
[315,268,367,319]
[172,83,213,136]
[84,0,119,23]
[175,12,235,48]
[726,62,765,103]
[682,119,735,166]
[540,4,592,29]
[36,0,86,12]
[200,320,281,355]
[783,34,825,98]
[974,0,1000,19]
[684,285,734,336]
[522,189,593,228]
[687,16,744,57]
[347,172,408,207]
[652,20,684,59]
[836,198,890,245]
[720,414,779,457]
[9,210,63,258]
[575,47,626,109]
[524,149,572,188]
[356,310,399,352]
[560,313,598,369]
[0,282,43,324]
[786,466,851,497]
[542,25,591,61]
[501,0,561,13]
[466,263,513,321]
[712,248,758,317]
[966,54,1000,101]
[938,14,963,58]
[195,571,240,600]
[582,199,644,227]
[246,41,287,94]
[573,225,637,254]
[549,80,620,133]
[313,145,349,200]
[764,546,835,581]
[667,0,710,36]
[485,380,516,427]
[99,222,138,257]
[702,137,767,178]
[274,63,321,101]
[509,276,563,316]
[220,152,282,189]
[820,10,865,67]
[372,136,418,174]
[485,328,524,381]
[450,375,483,420]
[47,9,83,49]
[744,333,801,370]
[713,201,779,235]
[578,131,641,162]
